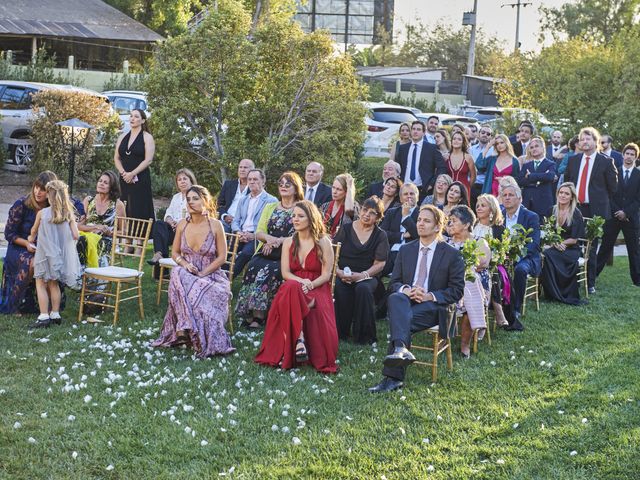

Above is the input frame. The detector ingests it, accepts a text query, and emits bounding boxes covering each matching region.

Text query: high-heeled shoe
[295,338,308,362]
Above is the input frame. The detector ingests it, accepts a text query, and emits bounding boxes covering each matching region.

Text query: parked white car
[363,102,417,158]
[0,80,108,167]
[102,90,150,132]
[416,113,479,130]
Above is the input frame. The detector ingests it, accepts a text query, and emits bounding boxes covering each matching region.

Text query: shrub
[29,90,121,186]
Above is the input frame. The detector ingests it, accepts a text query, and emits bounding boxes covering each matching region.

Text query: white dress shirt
[425,133,436,144]
[398,238,438,292]
[305,184,318,202]
[404,141,423,186]
[241,194,260,232]
[577,152,596,204]
[505,205,522,230]
[224,183,248,221]
[391,207,416,252]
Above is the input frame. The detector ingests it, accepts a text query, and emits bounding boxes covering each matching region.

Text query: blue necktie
[410,144,418,181]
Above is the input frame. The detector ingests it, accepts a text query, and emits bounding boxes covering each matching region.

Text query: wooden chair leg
[113,281,121,326]
[535,279,540,311]
[137,278,145,319]
[227,300,235,335]
[486,324,492,346]
[156,265,165,305]
[78,276,87,322]
[473,330,478,354]
[431,332,439,382]
[446,339,453,370]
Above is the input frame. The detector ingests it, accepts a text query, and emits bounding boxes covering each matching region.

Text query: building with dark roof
[0,0,163,71]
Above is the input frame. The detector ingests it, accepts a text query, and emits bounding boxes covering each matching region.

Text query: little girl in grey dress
[27,180,81,328]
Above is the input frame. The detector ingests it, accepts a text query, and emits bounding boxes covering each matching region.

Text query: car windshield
[110,96,143,115]
[370,109,416,124]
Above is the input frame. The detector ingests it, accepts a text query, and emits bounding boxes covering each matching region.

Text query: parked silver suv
[0,81,108,168]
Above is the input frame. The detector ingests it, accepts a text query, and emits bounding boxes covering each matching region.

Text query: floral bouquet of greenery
[505,224,533,264]
[585,216,605,240]
[540,216,564,249]
[461,239,481,282]
[486,228,511,269]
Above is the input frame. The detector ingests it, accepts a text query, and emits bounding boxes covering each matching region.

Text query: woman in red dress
[255,200,338,373]
[446,131,476,197]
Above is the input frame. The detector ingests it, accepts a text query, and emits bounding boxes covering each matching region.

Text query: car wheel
[11,140,33,166]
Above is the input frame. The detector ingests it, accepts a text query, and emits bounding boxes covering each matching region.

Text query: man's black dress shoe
[383,346,416,368]
[28,318,53,329]
[368,377,404,393]
[505,321,524,331]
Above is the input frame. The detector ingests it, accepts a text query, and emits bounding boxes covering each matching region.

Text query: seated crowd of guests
[2,121,639,394]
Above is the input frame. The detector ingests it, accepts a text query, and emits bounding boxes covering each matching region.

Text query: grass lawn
[1,256,639,479]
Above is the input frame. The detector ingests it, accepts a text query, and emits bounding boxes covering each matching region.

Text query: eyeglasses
[278,181,293,188]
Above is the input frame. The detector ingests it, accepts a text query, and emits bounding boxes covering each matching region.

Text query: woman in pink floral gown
[152,186,234,357]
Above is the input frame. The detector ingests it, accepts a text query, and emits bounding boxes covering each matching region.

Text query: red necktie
[578,156,590,204]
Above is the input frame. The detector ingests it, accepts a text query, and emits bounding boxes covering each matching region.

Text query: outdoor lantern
[56,118,94,194]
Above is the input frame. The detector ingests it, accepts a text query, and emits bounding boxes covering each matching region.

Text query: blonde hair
[335,173,356,202]
[525,136,547,161]
[494,133,516,158]
[553,182,578,227]
[476,193,504,226]
[174,168,197,191]
[419,204,446,241]
[45,180,74,224]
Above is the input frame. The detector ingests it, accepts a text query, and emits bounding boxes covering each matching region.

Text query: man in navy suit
[501,182,541,330]
[597,143,640,286]
[379,183,419,276]
[518,136,557,220]
[397,121,447,201]
[369,205,465,393]
[303,161,332,206]
[365,160,401,199]
[231,169,277,276]
[600,134,624,169]
[217,158,254,232]
[565,127,618,293]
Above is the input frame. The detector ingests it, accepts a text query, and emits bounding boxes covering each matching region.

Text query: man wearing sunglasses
[469,124,494,208]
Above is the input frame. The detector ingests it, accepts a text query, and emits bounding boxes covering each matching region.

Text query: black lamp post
[56,118,93,194]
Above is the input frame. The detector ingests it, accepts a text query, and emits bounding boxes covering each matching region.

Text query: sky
[394,0,568,52]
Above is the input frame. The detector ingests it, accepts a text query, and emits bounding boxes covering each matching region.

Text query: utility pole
[461,0,478,97]
[501,0,532,52]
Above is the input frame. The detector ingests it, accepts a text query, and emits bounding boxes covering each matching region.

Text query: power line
[501,0,533,51]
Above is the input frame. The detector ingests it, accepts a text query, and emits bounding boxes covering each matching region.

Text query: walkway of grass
[1,257,639,479]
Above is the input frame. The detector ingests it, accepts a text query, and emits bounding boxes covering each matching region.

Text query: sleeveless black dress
[118,131,155,220]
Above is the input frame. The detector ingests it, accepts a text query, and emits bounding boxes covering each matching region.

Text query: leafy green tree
[539,0,640,44]
[145,0,366,189]
[103,0,205,37]
[393,22,506,80]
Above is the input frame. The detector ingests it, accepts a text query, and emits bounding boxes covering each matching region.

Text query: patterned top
[85,197,117,229]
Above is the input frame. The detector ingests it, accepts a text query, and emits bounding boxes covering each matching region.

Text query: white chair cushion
[159,258,177,267]
[85,266,143,279]
[427,325,439,332]
[577,257,585,267]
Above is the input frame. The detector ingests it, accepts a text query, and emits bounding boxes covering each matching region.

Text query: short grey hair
[384,160,401,176]
[400,182,419,195]
[499,181,522,199]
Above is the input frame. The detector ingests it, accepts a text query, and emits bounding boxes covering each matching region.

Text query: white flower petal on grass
[72,451,78,459]
[201,440,208,446]
[539,361,546,367]
[68,415,76,422]
[582,418,588,424]
[282,426,290,433]
[282,410,289,417]
[271,425,279,432]
[422,438,430,444]
[558,410,565,415]
[292,437,302,445]
[185,427,192,434]
[570,450,578,456]
[512,423,519,429]
[183,405,194,412]
[13,422,22,429]
[436,415,443,421]
[490,361,496,366]
[426,465,435,472]
[496,459,505,465]
[84,395,92,403]
[399,427,406,436]
[40,412,47,419]
[27,437,37,444]
[106,465,114,471]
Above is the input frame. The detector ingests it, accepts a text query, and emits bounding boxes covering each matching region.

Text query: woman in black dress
[333,196,389,344]
[541,182,585,305]
[114,109,155,221]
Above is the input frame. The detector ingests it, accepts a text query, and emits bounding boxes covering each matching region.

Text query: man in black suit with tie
[369,205,465,393]
[546,130,566,162]
[565,127,618,294]
[511,121,534,157]
[303,161,332,206]
[596,143,640,286]
[217,158,254,232]
[397,121,447,201]
[365,160,401,199]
